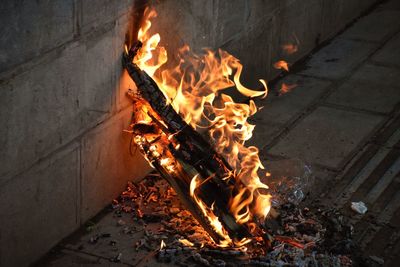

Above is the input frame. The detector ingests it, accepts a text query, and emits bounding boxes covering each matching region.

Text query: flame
[160,240,166,250]
[273,60,289,72]
[131,8,272,246]
[279,83,297,95]
[179,238,194,247]
[282,44,298,55]
[190,175,232,247]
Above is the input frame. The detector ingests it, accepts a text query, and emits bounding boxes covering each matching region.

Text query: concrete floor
[38,1,400,266]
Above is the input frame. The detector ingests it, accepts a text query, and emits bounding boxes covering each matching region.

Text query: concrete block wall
[0,1,152,266]
[0,0,379,266]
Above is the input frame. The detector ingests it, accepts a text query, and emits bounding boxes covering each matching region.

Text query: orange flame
[190,175,232,247]
[273,60,289,72]
[179,238,194,247]
[131,8,272,246]
[279,83,297,95]
[282,44,298,55]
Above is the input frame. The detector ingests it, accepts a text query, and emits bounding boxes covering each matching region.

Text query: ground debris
[111,173,355,266]
[351,201,368,214]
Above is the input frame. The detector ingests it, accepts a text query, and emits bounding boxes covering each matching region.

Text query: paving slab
[340,9,400,42]
[255,75,332,125]
[350,63,400,87]
[62,210,156,266]
[42,249,131,267]
[299,39,377,80]
[372,32,400,68]
[249,75,332,149]
[267,106,384,169]
[326,63,400,113]
[247,120,283,149]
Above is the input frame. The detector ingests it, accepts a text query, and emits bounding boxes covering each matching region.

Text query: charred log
[122,42,261,245]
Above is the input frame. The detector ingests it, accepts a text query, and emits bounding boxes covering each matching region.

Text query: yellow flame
[190,175,232,247]
[132,7,272,244]
[179,238,194,247]
[160,240,166,250]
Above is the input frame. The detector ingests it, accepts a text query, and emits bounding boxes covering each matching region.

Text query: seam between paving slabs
[263,28,400,172]
[323,110,400,208]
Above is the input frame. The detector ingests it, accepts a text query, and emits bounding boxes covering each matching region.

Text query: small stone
[110,253,122,262]
[351,201,368,214]
[117,219,126,226]
[212,259,226,267]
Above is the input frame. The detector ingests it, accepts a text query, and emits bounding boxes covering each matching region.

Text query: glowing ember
[127,7,276,247]
[279,83,297,95]
[273,60,289,72]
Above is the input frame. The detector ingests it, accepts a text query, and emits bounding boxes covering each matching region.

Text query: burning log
[122,42,256,245]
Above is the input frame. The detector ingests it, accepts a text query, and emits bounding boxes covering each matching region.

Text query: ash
[110,173,353,266]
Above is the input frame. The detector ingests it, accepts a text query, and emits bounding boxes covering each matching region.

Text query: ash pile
[111,167,354,267]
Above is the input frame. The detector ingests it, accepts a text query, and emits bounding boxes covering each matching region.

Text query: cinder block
[372,33,400,68]
[151,0,215,53]
[299,38,377,80]
[320,0,344,41]
[221,17,273,89]
[0,27,119,181]
[81,0,134,32]
[244,0,280,29]
[268,106,384,169]
[326,64,400,113]
[0,43,85,181]
[116,14,138,111]
[0,144,80,267]
[0,0,74,73]
[340,9,400,42]
[214,1,246,46]
[80,108,151,222]
[320,0,378,41]
[81,28,116,113]
[271,0,323,63]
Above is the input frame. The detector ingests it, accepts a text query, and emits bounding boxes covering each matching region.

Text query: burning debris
[123,7,271,249]
[110,173,354,266]
[118,6,355,266]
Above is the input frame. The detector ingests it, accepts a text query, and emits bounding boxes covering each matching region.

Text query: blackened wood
[123,45,252,243]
